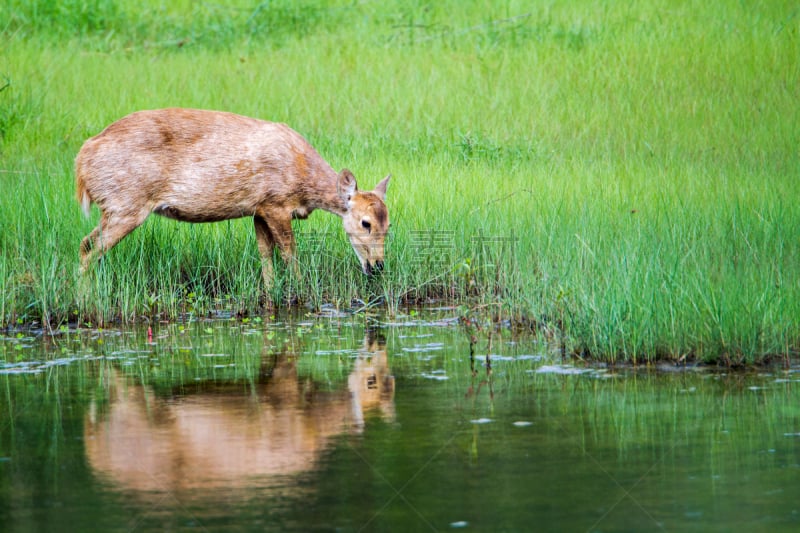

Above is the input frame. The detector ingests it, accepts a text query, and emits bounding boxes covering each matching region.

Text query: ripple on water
[402,343,445,353]
[475,354,545,363]
[314,349,358,356]
[1,355,104,374]
[0,364,42,375]
[535,364,594,375]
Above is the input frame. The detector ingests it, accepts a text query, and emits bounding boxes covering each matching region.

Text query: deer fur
[75,108,391,287]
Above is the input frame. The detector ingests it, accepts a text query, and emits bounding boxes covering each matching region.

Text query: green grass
[1,0,798,363]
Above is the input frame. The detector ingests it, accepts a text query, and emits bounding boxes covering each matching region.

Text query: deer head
[337,170,391,275]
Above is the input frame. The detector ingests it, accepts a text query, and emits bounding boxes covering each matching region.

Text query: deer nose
[374,260,384,272]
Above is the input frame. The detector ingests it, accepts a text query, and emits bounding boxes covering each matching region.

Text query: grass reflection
[0,315,798,531]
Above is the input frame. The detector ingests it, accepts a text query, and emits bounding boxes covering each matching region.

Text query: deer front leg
[266,216,300,280]
[253,216,275,289]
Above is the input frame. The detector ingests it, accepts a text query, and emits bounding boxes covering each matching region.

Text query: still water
[1,309,799,532]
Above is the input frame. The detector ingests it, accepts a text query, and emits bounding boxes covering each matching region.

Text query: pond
[1,309,799,532]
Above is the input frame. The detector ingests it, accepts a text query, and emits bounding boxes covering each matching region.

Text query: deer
[75,108,391,288]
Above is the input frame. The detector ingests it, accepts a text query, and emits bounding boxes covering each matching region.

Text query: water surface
[1,311,799,531]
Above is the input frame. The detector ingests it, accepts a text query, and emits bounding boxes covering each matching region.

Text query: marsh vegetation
[0,1,798,362]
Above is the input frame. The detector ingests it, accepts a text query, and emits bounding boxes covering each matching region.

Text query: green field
[1,0,798,363]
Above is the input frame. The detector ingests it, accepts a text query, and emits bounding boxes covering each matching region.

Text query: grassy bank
[1,0,798,363]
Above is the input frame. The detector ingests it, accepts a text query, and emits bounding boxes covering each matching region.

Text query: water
[1,310,799,532]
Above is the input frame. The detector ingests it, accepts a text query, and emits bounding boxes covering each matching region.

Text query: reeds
[1,1,797,362]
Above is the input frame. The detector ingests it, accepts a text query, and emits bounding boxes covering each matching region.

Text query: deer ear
[374,174,391,200]
[337,169,357,202]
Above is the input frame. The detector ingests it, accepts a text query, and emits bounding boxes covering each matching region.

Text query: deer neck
[304,167,348,217]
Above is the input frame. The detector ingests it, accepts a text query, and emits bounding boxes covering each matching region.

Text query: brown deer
[75,108,391,286]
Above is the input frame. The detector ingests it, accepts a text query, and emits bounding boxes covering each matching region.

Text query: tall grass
[0,1,798,362]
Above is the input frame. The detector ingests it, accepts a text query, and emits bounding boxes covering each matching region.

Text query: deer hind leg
[80,212,145,273]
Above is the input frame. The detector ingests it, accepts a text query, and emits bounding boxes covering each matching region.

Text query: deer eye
[361,219,372,232]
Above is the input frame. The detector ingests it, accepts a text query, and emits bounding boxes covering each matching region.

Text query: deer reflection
[84,330,394,493]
